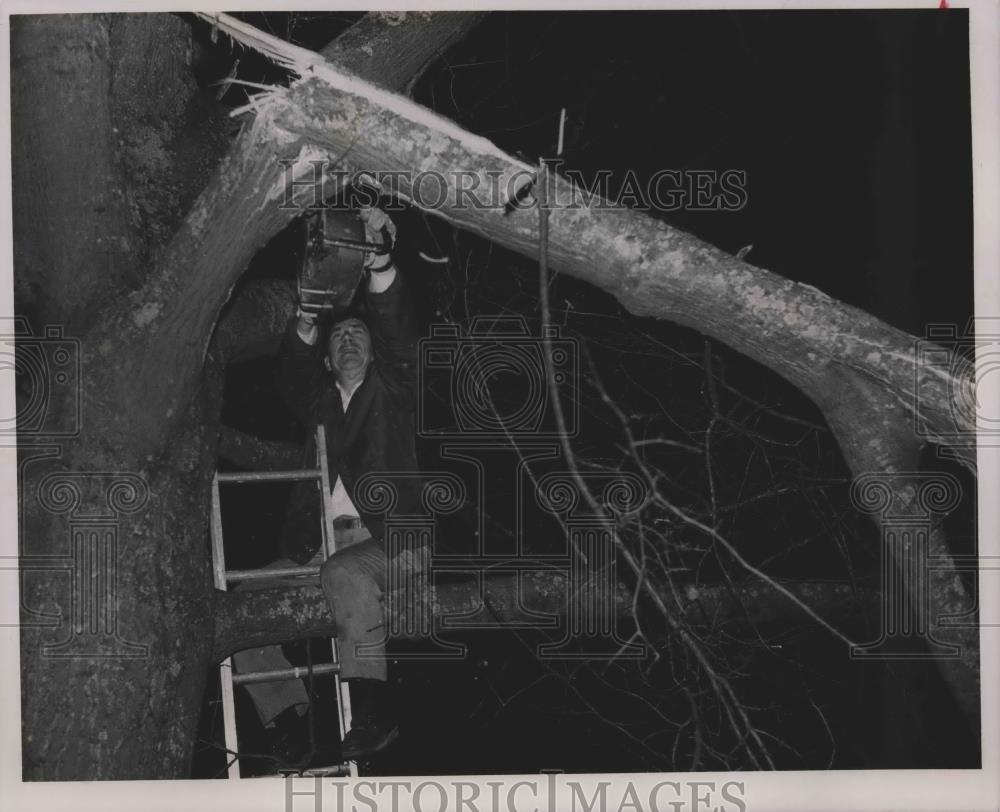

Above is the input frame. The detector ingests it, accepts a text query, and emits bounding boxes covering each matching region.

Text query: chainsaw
[296,206,393,316]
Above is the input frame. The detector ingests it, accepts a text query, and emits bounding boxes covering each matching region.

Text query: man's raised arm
[276,309,325,427]
[361,208,419,396]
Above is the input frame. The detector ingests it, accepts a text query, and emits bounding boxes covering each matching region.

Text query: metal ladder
[210,425,357,779]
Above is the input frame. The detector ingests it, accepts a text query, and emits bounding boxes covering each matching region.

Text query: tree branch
[211,571,878,663]
[317,11,488,91]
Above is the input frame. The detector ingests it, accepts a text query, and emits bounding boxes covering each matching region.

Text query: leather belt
[332,515,365,531]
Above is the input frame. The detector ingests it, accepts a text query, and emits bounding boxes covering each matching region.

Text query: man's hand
[359,205,397,271]
[295,307,319,345]
[296,308,317,328]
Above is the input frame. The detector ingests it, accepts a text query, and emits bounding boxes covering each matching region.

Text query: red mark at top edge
[939,0,949,8]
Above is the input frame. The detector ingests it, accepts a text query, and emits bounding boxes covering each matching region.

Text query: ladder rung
[216,469,322,483]
[233,662,340,685]
[302,763,352,777]
[242,764,352,778]
[226,565,322,583]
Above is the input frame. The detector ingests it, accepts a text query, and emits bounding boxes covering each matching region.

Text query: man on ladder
[233,202,426,762]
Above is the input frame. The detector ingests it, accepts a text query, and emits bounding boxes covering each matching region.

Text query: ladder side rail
[211,475,242,780]
[315,424,357,776]
[210,475,228,591]
[316,425,337,561]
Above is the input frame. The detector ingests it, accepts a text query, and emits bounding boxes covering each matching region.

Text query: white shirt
[296,266,396,520]
[328,380,361,517]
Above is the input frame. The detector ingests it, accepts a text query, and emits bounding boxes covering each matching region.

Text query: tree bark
[11,15,138,332]
[211,573,880,664]
[317,11,487,92]
[825,384,980,730]
[14,13,224,780]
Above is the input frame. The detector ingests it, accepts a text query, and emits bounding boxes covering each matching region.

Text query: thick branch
[211,572,877,663]
[826,381,981,730]
[317,11,487,91]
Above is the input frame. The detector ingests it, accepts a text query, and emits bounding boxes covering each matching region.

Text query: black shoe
[341,721,400,760]
[343,678,399,760]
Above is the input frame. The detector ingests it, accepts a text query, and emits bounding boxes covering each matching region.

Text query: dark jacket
[277,273,422,563]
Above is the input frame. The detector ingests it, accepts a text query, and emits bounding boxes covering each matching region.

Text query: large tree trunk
[15,11,484,780]
[13,13,223,780]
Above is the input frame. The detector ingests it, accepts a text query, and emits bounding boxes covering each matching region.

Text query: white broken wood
[195,10,535,204]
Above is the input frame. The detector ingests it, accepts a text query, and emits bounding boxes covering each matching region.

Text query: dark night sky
[198,9,976,777]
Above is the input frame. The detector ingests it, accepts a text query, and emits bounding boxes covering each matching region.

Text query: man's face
[326,318,372,380]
